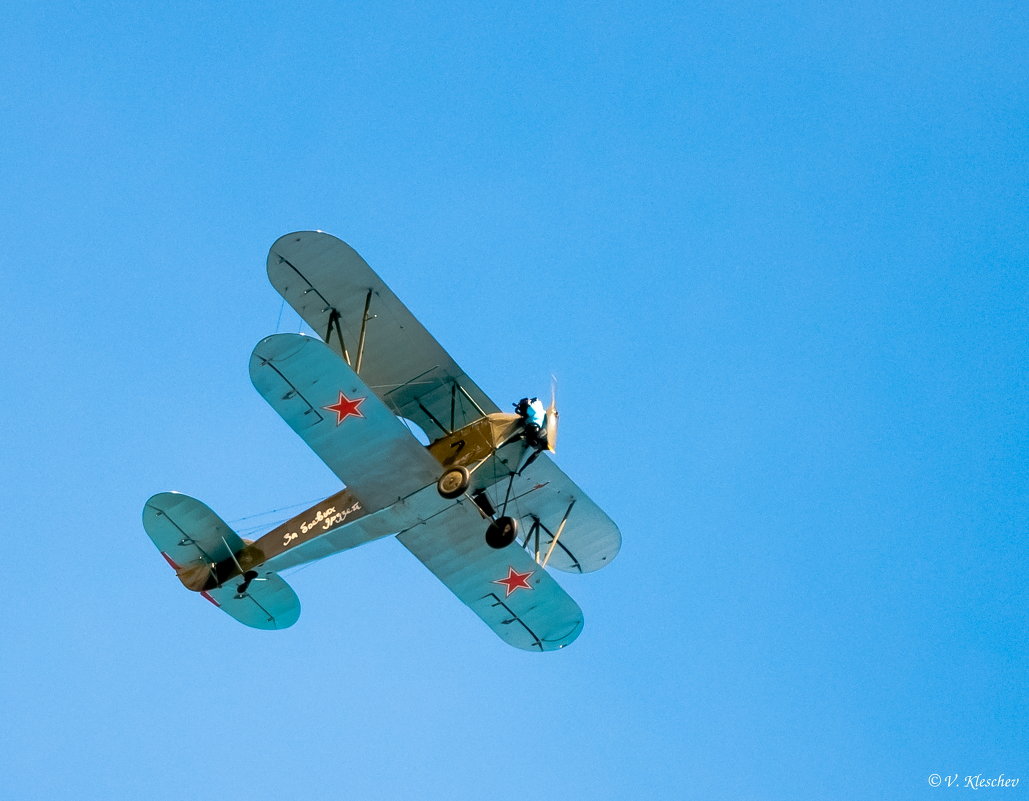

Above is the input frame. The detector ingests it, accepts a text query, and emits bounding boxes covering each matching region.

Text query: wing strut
[323,289,376,374]
[354,288,374,374]
[521,503,582,572]
[418,400,450,437]
[455,380,487,418]
[541,499,576,568]
[325,308,351,365]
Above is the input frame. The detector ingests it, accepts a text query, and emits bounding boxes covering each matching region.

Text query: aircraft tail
[142,492,301,630]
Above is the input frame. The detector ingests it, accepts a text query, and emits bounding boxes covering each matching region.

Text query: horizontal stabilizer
[202,573,301,630]
[143,492,245,571]
[142,492,300,630]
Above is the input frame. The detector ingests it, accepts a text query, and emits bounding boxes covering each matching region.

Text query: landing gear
[437,465,471,499]
[485,516,519,549]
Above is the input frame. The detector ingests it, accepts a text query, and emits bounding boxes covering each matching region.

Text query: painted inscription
[281,502,363,548]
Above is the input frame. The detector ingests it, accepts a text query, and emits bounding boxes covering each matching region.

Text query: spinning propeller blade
[545,376,559,453]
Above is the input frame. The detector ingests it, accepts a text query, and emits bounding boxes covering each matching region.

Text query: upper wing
[266,231,500,440]
[397,500,584,652]
[249,333,442,511]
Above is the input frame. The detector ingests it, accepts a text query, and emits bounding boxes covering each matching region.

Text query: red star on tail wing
[493,566,535,597]
[323,391,366,425]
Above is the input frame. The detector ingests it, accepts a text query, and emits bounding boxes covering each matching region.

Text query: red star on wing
[323,391,366,425]
[493,566,535,597]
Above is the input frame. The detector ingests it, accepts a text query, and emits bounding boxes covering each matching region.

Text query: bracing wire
[228,496,327,527]
[275,296,286,333]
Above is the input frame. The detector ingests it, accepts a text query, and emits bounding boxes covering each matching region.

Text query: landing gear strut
[485,516,519,549]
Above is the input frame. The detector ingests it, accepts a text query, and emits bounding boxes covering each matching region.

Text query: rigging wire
[228,496,327,527]
[236,521,287,537]
[280,559,323,579]
[275,296,286,333]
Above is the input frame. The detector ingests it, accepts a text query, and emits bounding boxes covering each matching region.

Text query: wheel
[485,516,519,549]
[437,465,471,499]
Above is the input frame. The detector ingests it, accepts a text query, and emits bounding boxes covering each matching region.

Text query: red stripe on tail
[161,552,181,570]
[200,591,220,607]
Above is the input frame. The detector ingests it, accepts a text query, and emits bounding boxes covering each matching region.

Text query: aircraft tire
[437,465,471,499]
[485,516,519,549]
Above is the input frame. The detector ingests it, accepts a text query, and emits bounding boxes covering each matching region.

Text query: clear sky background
[2,2,1026,800]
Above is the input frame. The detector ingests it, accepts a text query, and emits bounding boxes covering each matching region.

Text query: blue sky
[2,2,1026,799]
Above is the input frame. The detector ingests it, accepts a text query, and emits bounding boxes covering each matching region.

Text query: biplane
[142,231,620,651]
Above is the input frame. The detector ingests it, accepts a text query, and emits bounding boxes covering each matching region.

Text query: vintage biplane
[142,231,620,651]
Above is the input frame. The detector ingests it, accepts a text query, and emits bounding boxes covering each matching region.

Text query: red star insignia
[323,391,366,425]
[493,566,535,597]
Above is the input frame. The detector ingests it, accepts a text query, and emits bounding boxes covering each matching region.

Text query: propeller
[545,375,558,453]
[515,380,559,476]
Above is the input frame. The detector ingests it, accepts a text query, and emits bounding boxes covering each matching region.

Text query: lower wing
[397,500,583,652]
